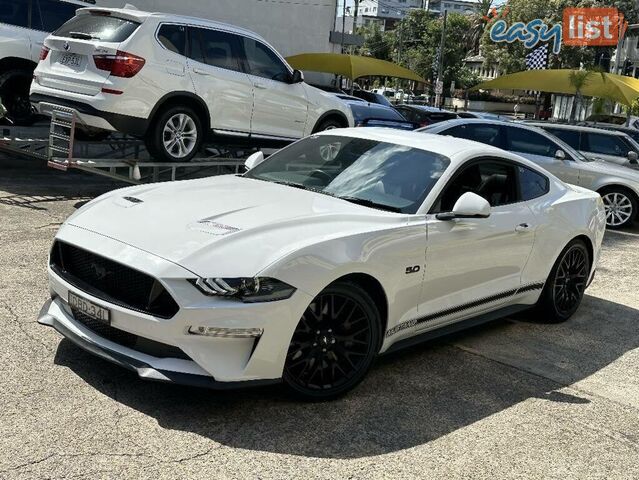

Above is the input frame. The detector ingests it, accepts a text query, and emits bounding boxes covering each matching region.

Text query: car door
[186,26,255,135]
[505,126,581,185]
[417,158,537,331]
[30,0,80,61]
[240,36,308,140]
[581,131,634,167]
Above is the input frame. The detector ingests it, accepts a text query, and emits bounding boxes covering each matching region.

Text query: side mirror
[628,151,638,163]
[436,192,491,221]
[555,149,566,160]
[244,151,264,170]
[291,69,304,84]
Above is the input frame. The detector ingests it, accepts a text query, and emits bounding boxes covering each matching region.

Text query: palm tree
[568,69,606,122]
[467,0,493,55]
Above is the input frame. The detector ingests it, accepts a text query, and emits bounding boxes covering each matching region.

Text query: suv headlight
[189,277,296,302]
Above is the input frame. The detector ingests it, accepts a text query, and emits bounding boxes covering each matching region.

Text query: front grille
[72,309,191,360]
[50,241,179,319]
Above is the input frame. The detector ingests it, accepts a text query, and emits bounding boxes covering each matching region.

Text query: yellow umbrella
[472,69,639,106]
[286,53,426,83]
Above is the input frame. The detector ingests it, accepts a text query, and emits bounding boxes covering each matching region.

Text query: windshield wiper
[68,32,100,40]
[272,180,315,191]
[337,196,403,213]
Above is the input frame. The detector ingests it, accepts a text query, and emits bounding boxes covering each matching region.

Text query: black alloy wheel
[535,239,590,323]
[283,282,381,400]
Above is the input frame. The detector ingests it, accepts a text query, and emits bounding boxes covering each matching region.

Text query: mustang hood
[65,175,404,277]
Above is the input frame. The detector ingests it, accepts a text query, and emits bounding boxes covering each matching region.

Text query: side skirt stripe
[386,282,545,338]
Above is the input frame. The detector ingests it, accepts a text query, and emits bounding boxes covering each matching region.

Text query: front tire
[283,282,381,400]
[600,187,637,229]
[145,106,203,162]
[534,239,590,323]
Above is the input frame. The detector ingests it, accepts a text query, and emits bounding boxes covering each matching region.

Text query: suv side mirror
[555,149,566,160]
[436,192,491,221]
[291,69,304,84]
[628,151,638,163]
[244,151,264,170]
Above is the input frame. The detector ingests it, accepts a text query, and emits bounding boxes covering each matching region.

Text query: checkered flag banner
[526,44,548,70]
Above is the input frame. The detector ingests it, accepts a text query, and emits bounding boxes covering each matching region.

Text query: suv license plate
[59,53,83,68]
[68,292,110,324]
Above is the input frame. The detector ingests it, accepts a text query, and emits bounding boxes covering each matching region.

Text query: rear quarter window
[33,0,79,32]
[55,13,141,42]
[0,0,28,28]
[157,24,186,55]
[518,166,549,201]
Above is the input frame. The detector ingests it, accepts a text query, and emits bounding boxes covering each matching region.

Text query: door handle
[255,83,267,89]
[192,68,209,75]
[515,223,532,232]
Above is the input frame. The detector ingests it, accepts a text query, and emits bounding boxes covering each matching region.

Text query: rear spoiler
[76,7,147,23]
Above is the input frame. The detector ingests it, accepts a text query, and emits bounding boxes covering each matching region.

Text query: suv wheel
[315,118,343,132]
[146,106,203,162]
[0,70,36,126]
[600,187,637,229]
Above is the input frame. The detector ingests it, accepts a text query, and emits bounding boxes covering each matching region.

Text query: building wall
[98,0,339,57]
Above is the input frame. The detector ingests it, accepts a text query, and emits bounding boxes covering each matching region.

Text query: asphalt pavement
[1,154,638,479]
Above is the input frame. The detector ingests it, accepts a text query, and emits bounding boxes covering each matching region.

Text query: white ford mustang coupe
[38,129,606,400]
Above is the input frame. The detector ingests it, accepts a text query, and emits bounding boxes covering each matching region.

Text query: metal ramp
[1,107,250,184]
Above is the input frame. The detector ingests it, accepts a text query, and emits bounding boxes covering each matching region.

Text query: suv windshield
[244,135,450,214]
[55,13,140,42]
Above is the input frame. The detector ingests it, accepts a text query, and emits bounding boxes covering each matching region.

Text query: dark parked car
[350,89,393,107]
[394,104,458,127]
[336,95,416,130]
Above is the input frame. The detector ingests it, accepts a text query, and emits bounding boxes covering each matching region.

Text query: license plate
[68,292,110,324]
[58,53,83,68]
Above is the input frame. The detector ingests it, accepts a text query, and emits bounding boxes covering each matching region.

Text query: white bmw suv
[30,6,354,161]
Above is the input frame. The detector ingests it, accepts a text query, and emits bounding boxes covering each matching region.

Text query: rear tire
[145,106,203,162]
[0,69,36,126]
[599,187,637,229]
[534,239,590,323]
[314,118,343,132]
[283,282,381,401]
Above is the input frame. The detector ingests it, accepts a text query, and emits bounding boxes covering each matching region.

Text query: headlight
[189,277,296,302]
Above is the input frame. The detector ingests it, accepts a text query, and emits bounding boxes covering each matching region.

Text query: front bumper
[38,299,277,390]
[40,225,314,387]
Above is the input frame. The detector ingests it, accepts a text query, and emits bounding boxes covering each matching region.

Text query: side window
[33,0,79,32]
[545,128,580,150]
[0,0,29,28]
[434,160,518,212]
[242,38,290,82]
[519,166,549,201]
[443,124,505,149]
[505,127,559,157]
[396,108,416,122]
[157,24,186,56]
[586,133,630,156]
[189,27,243,72]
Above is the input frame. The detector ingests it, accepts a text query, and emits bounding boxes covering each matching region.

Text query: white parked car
[422,119,639,229]
[30,6,354,161]
[38,129,605,399]
[0,0,87,124]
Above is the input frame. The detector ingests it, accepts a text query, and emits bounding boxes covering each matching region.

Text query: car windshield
[244,135,450,214]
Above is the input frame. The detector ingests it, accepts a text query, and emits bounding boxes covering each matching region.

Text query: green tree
[355,23,392,61]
